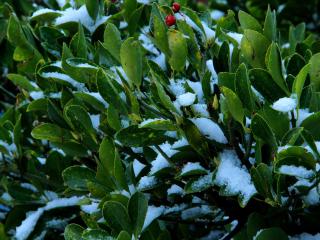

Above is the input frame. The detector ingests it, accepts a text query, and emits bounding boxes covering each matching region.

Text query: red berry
[165,15,176,26]
[172,2,180,13]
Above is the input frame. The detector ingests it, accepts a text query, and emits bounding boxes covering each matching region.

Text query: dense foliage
[1,0,320,239]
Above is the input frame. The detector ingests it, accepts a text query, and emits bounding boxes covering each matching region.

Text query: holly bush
[1,0,320,240]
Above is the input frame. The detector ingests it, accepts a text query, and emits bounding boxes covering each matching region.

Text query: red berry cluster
[165,2,180,27]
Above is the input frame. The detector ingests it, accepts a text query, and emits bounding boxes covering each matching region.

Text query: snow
[171,138,189,149]
[190,173,213,191]
[90,114,100,130]
[201,21,215,39]
[187,80,205,103]
[150,53,166,70]
[21,183,37,192]
[278,165,314,178]
[164,203,187,215]
[177,92,196,106]
[139,118,164,127]
[137,176,158,190]
[149,155,170,175]
[181,162,206,175]
[206,59,218,82]
[81,92,109,108]
[191,104,210,117]
[167,184,184,196]
[56,0,66,8]
[210,10,225,20]
[37,157,46,165]
[139,31,159,55]
[119,21,128,29]
[227,32,243,45]
[181,205,212,220]
[303,186,320,205]
[142,206,165,231]
[214,150,257,204]
[295,108,313,126]
[133,159,146,176]
[290,233,320,240]
[41,72,86,91]
[175,13,203,37]
[15,196,82,240]
[55,6,110,33]
[31,8,59,18]
[81,201,99,214]
[168,79,186,96]
[272,96,297,112]
[137,0,151,4]
[190,117,228,144]
[75,63,97,69]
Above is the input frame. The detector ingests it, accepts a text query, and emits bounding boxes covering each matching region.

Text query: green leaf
[64,224,85,240]
[86,0,99,20]
[149,4,169,55]
[251,114,277,149]
[249,68,288,102]
[82,229,113,240]
[246,213,266,240]
[115,125,167,147]
[103,23,121,62]
[221,87,244,126]
[154,80,180,114]
[254,228,288,240]
[7,74,37,91]
[65,105,95,135]
[70,24,87,59]
[301,112,320,140]
[235,63,255,112]
[266,43,289,95]
[103,201,132,234]
[62,166,96,191]
[238,10,262,32]
[241,29,270,68]
[251,163,274,200]
[31,123,73,143]
[139,119,176,131]
[292,63,310,107]
[117,231,131,240]
[128,191,148,237]
[120,37,143,89]
[96,69,127,115]
[167,30,187,72]
[263,7,277,41]
[309,53,320,91]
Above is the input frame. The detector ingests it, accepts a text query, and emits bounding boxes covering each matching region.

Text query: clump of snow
[190,173,214,191]
[278,165,315,179]
[90,115,100,130]
[56,0,66,8]
[171,138,189,149]
[227,32,243,45]
[37,157,46,165]
[206,59,218,82]
[168,79,186,96]
[167,184,184,196]
[164,203,188,215]
[303,186,320,206]
[137,0,151,4]
[214,150,257,204]
[15,196,82,240]
[290,233,320,240]
[150,53,166,71]
[133,159,146,177]
[80,201,99,214]
[75,63,97,69]
[187,80,205,103]
[177,92,196,106]
[295,108,313,126]
[137,176,158,190]
[181,162,206,175]
[192,104,210,117]
[149,155,170,175]
[210,10,225,20]
[139,118,164,128]
[272,95,297,112]
[201,21,215,39]
[181,205,213,220]
[41,72,86,91]
[31,8,59,18]
[55,6,110,34]
[190,118,228,144]
[139,30,159,55]
[142,206,165,231]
